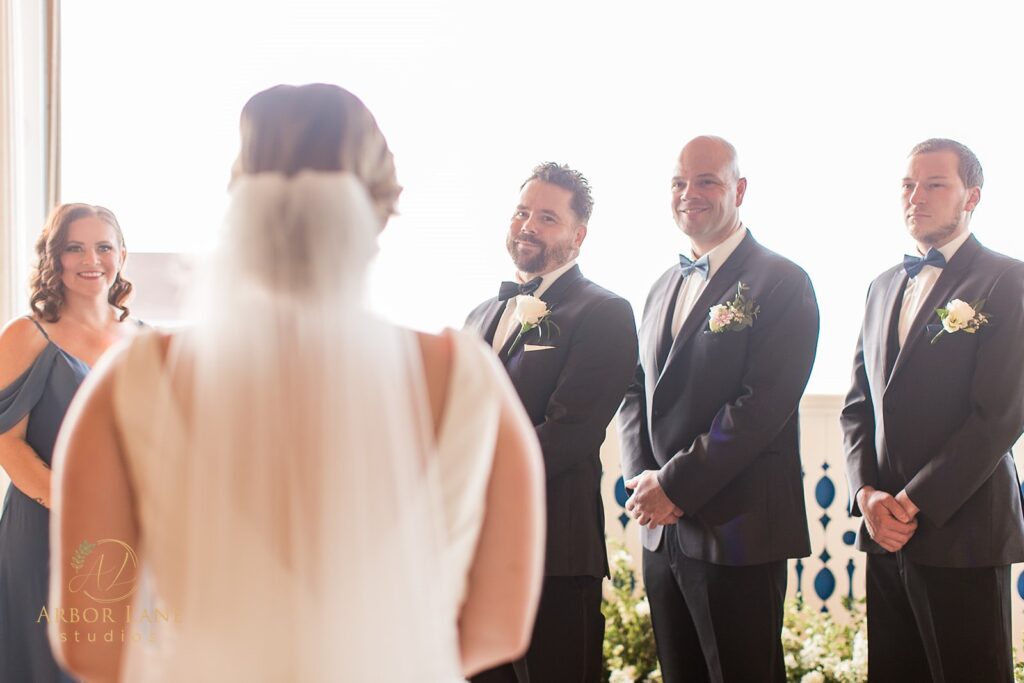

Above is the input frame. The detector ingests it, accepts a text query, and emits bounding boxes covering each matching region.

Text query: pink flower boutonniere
[707,282,759,333]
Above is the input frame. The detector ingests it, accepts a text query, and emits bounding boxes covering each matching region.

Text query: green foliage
[603,550,1024,682]
[602,545,866,683]
[602,546,660,683]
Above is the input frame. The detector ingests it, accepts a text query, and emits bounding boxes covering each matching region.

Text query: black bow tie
[498,277,543,301]
[903,248,947,278]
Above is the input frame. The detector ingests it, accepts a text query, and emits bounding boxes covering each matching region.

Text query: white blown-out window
[60,0,1024,393]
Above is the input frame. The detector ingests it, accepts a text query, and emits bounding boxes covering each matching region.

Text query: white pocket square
[524,344,556,352]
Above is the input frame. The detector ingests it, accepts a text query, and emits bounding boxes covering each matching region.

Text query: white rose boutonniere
[931,298,990,344]
[509,294,559,351]
[707,282,759,334]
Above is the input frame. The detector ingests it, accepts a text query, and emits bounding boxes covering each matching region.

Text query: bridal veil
[119,172,460,681]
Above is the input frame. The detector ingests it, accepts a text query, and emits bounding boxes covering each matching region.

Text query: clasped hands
[858,485,920,552]
[625,470,683,529]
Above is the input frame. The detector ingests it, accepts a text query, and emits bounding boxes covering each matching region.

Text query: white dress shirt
[898,230,971,347]
[671,227,748,339]
[492,259,578,352]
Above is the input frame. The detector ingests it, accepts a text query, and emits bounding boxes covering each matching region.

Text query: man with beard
[465,163,638,683]
[842,138,1024,681]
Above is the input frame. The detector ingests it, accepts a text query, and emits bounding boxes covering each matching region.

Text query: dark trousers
[643,533,787,683]
[470,575,604,683]
[866,553,1012,682]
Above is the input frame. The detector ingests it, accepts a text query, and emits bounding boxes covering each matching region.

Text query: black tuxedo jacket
[841,234,1024,567]
[465,265,638,578]
[619,232,819,565]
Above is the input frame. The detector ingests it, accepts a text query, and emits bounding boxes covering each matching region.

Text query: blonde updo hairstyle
[29,203,132,322]
[234,83,402,226]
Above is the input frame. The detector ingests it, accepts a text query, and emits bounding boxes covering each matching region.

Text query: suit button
[652,409,661,418]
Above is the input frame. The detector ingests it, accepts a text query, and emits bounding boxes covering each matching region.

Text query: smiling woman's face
[59,215,125,300]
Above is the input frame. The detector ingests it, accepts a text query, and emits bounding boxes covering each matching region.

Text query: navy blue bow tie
[903,249,947,278]
[678,254,710,281]
[498,276,542,301]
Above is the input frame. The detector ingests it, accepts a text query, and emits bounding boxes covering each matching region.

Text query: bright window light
[60,0,1024,393]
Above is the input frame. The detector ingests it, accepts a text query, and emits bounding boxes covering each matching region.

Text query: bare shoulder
[415,330,454,384]
[415,330,454,370]
[61,330,150,423]
[414,330,455,432]
[0,317,50,388]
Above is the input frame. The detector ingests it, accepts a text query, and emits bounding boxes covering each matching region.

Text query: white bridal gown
[110,328,508,682]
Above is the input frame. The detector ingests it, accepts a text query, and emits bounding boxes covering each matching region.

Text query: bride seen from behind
[47,84,546,682]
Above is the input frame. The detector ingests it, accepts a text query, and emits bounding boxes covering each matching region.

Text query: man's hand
[894,489,920,519]
[858,485,918,552]
[625,471,684,528]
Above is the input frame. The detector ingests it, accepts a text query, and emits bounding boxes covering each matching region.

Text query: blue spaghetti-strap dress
[0,318,85,682]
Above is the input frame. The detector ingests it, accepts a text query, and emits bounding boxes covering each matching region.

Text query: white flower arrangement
[931,298,989,344]
[509,294,559,351]
[782,598,866,683]
[603,544,661,683]
[602,545,1024,683]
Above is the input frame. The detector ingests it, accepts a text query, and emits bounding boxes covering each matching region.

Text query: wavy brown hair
[233,83,402,225]
[29,203,133,322]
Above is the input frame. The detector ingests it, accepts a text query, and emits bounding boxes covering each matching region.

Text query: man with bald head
[619,136,819,682]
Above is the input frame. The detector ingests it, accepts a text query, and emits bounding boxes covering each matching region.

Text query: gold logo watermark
[68,538,139,603]
[37,538,181,643]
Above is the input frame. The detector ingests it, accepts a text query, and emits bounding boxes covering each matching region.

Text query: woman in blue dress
[0,203,136,682]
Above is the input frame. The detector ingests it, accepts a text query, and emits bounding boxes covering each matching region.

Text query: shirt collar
[515,259,577,299]
[930,229,971,263]
[689,226,747,281]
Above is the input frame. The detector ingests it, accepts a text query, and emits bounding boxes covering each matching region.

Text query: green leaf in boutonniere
[931,298,990,344]
[508,295,560,352]
[707,282,760,333]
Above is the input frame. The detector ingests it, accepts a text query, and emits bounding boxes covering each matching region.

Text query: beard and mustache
[907,212,963,248]
[506,233,576,275]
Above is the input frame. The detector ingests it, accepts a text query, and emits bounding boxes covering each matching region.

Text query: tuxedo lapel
[658,234,758,381]
[477,299,506,346]
[538,265,583,307]
[889,235,982,383]
[879,270,908,382]
[654,271,684,374]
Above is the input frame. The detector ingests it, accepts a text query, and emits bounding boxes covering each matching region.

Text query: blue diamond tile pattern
[615,476,629,507]
[815,475,836,508]
[814,567,836,602]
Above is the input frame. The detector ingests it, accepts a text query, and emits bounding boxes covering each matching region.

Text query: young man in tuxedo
[841,138,1024,681]
[618,136,819,682]
[465,163,638,683]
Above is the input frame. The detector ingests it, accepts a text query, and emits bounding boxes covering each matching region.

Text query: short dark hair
[909,138,984,189]
[521,162,594,223]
